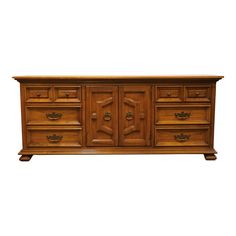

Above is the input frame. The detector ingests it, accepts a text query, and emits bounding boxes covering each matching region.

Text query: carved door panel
[86,86,118,146]
[119,86,151,146]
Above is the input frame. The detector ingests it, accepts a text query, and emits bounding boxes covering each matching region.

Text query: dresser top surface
[13,75,224,81]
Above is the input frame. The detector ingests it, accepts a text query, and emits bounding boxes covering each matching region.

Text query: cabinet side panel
[210,82,216,148]
[20,83,27,149]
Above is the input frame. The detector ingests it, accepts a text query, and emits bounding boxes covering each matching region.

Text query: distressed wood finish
[13,75,223,161]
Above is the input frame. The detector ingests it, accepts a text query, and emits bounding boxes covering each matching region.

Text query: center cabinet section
[86,85,151,147]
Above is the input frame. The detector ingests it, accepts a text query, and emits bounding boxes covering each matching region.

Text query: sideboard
[13,75,223,161]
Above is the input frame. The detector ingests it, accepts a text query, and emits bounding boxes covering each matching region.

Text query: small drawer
[155,106,211,125]
[26,86,53,102]
[155,86,183,102]
[27,127,82,147]
[155,127,210,147]
[54,86,81,102]
[26,106,82,125]
[185,86,211,102]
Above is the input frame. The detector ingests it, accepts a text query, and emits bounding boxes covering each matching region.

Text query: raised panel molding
[86,86,118,146]
[119,86,151,146]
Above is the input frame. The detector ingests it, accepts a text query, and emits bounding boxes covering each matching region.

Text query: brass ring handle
[126,111,133,120]
[175,133,190,142]
[46,112,62,120]
[104,112,112,121]
[175,112,191,120]
[47,134,63,143]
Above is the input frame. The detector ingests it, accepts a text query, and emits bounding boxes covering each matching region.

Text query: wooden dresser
[13,75,223,161]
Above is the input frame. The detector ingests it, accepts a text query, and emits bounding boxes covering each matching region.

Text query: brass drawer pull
[104,112,112,121]
[46,112,62,120]
[47,134,63,143]
[36,93,41,97]
[195,92,200,96]
[175,133,190,142]
[175,112,191,120]
[126,111,133,120]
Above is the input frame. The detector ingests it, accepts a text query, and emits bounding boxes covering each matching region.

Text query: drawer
[155,106,211,124]
[155,127,210,147]
[27,127,82,147]
[54,86,81,102]
[155,86,183,102]
[26,86,53,102]
[185,86,211,102]
[26,106,82,125]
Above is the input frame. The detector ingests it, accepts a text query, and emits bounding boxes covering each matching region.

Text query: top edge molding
[13,75,224,82]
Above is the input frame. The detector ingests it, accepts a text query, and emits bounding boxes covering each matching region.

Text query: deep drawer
[155,106,211,124]
[27,127,82,147]
[155,126,210,147]
[26,106,82,125]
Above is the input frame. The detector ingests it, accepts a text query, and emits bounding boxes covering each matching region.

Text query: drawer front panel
[156,106,210,124]
[26,107,82,125]
[26,86,53,102]
[156,86,183,102]
[27,128,82,147]
[155,127,210,147]
[54,86,81,102]
[185,86,211,102]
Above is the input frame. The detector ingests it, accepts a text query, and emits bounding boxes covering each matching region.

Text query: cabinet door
[86,86,118,146]
[119,86,151,146]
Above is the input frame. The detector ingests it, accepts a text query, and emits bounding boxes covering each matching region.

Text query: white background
[0,0,235,235]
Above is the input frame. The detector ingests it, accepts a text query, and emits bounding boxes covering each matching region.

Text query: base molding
[18,148,218,161]
[19,147,217,155]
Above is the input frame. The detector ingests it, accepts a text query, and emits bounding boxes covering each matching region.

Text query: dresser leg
[19,155,33,161]
[204,154,217,161]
